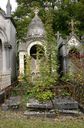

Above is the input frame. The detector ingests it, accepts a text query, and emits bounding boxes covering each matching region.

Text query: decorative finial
[34,8,39,16]
[6,0,12,18]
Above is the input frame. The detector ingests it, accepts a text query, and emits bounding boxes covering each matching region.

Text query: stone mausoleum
[0,0,84,90]
[19,9,46,79]
[0,0,16,90]
[19,9,84,79]
[57,31,83,76]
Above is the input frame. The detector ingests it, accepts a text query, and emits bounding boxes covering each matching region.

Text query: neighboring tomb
[0,0,16,90]
[57,31,83,76]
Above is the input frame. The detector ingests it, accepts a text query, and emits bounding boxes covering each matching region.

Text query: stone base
[53,97,78,110]
[24,110,83,118]
[0,73,11,90]
[1,96,21,111]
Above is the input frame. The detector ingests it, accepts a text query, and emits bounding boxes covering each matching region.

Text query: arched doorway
[30,44,44,75]
[0,39,2,73]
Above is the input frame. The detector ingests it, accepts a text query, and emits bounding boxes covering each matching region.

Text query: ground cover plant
[0,109,84,128]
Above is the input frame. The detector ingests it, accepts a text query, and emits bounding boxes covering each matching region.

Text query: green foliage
[61,91,70,97]
[30,10,58,102]
[17,9,58,102]
[13,1,84,41]
[61,73,73,82]
[53,1,84,36]
[13,0,84,102]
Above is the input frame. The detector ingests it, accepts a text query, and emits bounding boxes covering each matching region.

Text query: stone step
[24,110,83,118]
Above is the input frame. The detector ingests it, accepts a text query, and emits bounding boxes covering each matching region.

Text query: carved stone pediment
[67,36,80,47]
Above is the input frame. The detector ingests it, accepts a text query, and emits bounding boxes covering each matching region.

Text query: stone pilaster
[2,46,6,73]
[19,52,25,75]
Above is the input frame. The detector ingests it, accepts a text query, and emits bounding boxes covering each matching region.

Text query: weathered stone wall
[0,73,11,90]
[5,19,16,81]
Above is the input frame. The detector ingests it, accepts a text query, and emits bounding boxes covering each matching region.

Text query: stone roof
[66,33,80,43]
[27,12,45,38]
[57,36,65,48]
[0,7,16,27]
[0,8,6,17]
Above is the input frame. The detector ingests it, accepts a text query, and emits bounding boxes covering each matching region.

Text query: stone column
[19,52,25,75]
[2,46,6,73]
[63,56,67,73]
[62,45,67,73]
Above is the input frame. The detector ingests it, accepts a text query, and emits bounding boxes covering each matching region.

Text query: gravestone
[8,96,21,109]
[53,97,78,110]
[1,96,21,111]
[25,97,81,117]
[26,97,78,111]
[27,98,52,111]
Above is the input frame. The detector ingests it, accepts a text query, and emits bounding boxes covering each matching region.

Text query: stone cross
[71,19,74,33]
[56,31,61,40]
[69,19,77,34]
[34,8,39,16]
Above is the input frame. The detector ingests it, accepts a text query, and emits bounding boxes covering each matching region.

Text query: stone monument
[0,0,16,90]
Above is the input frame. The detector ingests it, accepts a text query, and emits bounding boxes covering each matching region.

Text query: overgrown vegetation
[18,14,58,103]
[12,0,84,105]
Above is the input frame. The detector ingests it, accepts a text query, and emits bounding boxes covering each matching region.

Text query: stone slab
[26,98,52,111]
[24,110,83,118]
[24,111,56,118]
[27,103,52,111]
[53,97,78,110]
[1,103,9,111]
[26,97,78,111]
[5,96,21,109]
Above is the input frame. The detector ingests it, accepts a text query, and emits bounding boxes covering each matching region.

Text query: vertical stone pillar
[2,46,6,73]
[63,57,67,73]
[19,52,25,75]
[62,45,67,73]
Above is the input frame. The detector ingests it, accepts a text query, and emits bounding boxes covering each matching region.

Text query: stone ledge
[24,110,83,118]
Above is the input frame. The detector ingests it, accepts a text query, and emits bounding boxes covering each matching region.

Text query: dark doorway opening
[30,45,44,59]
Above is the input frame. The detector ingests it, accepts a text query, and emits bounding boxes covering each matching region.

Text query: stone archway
[29,44,44,75]
[30,44,44,59]
[0,39,2,73]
